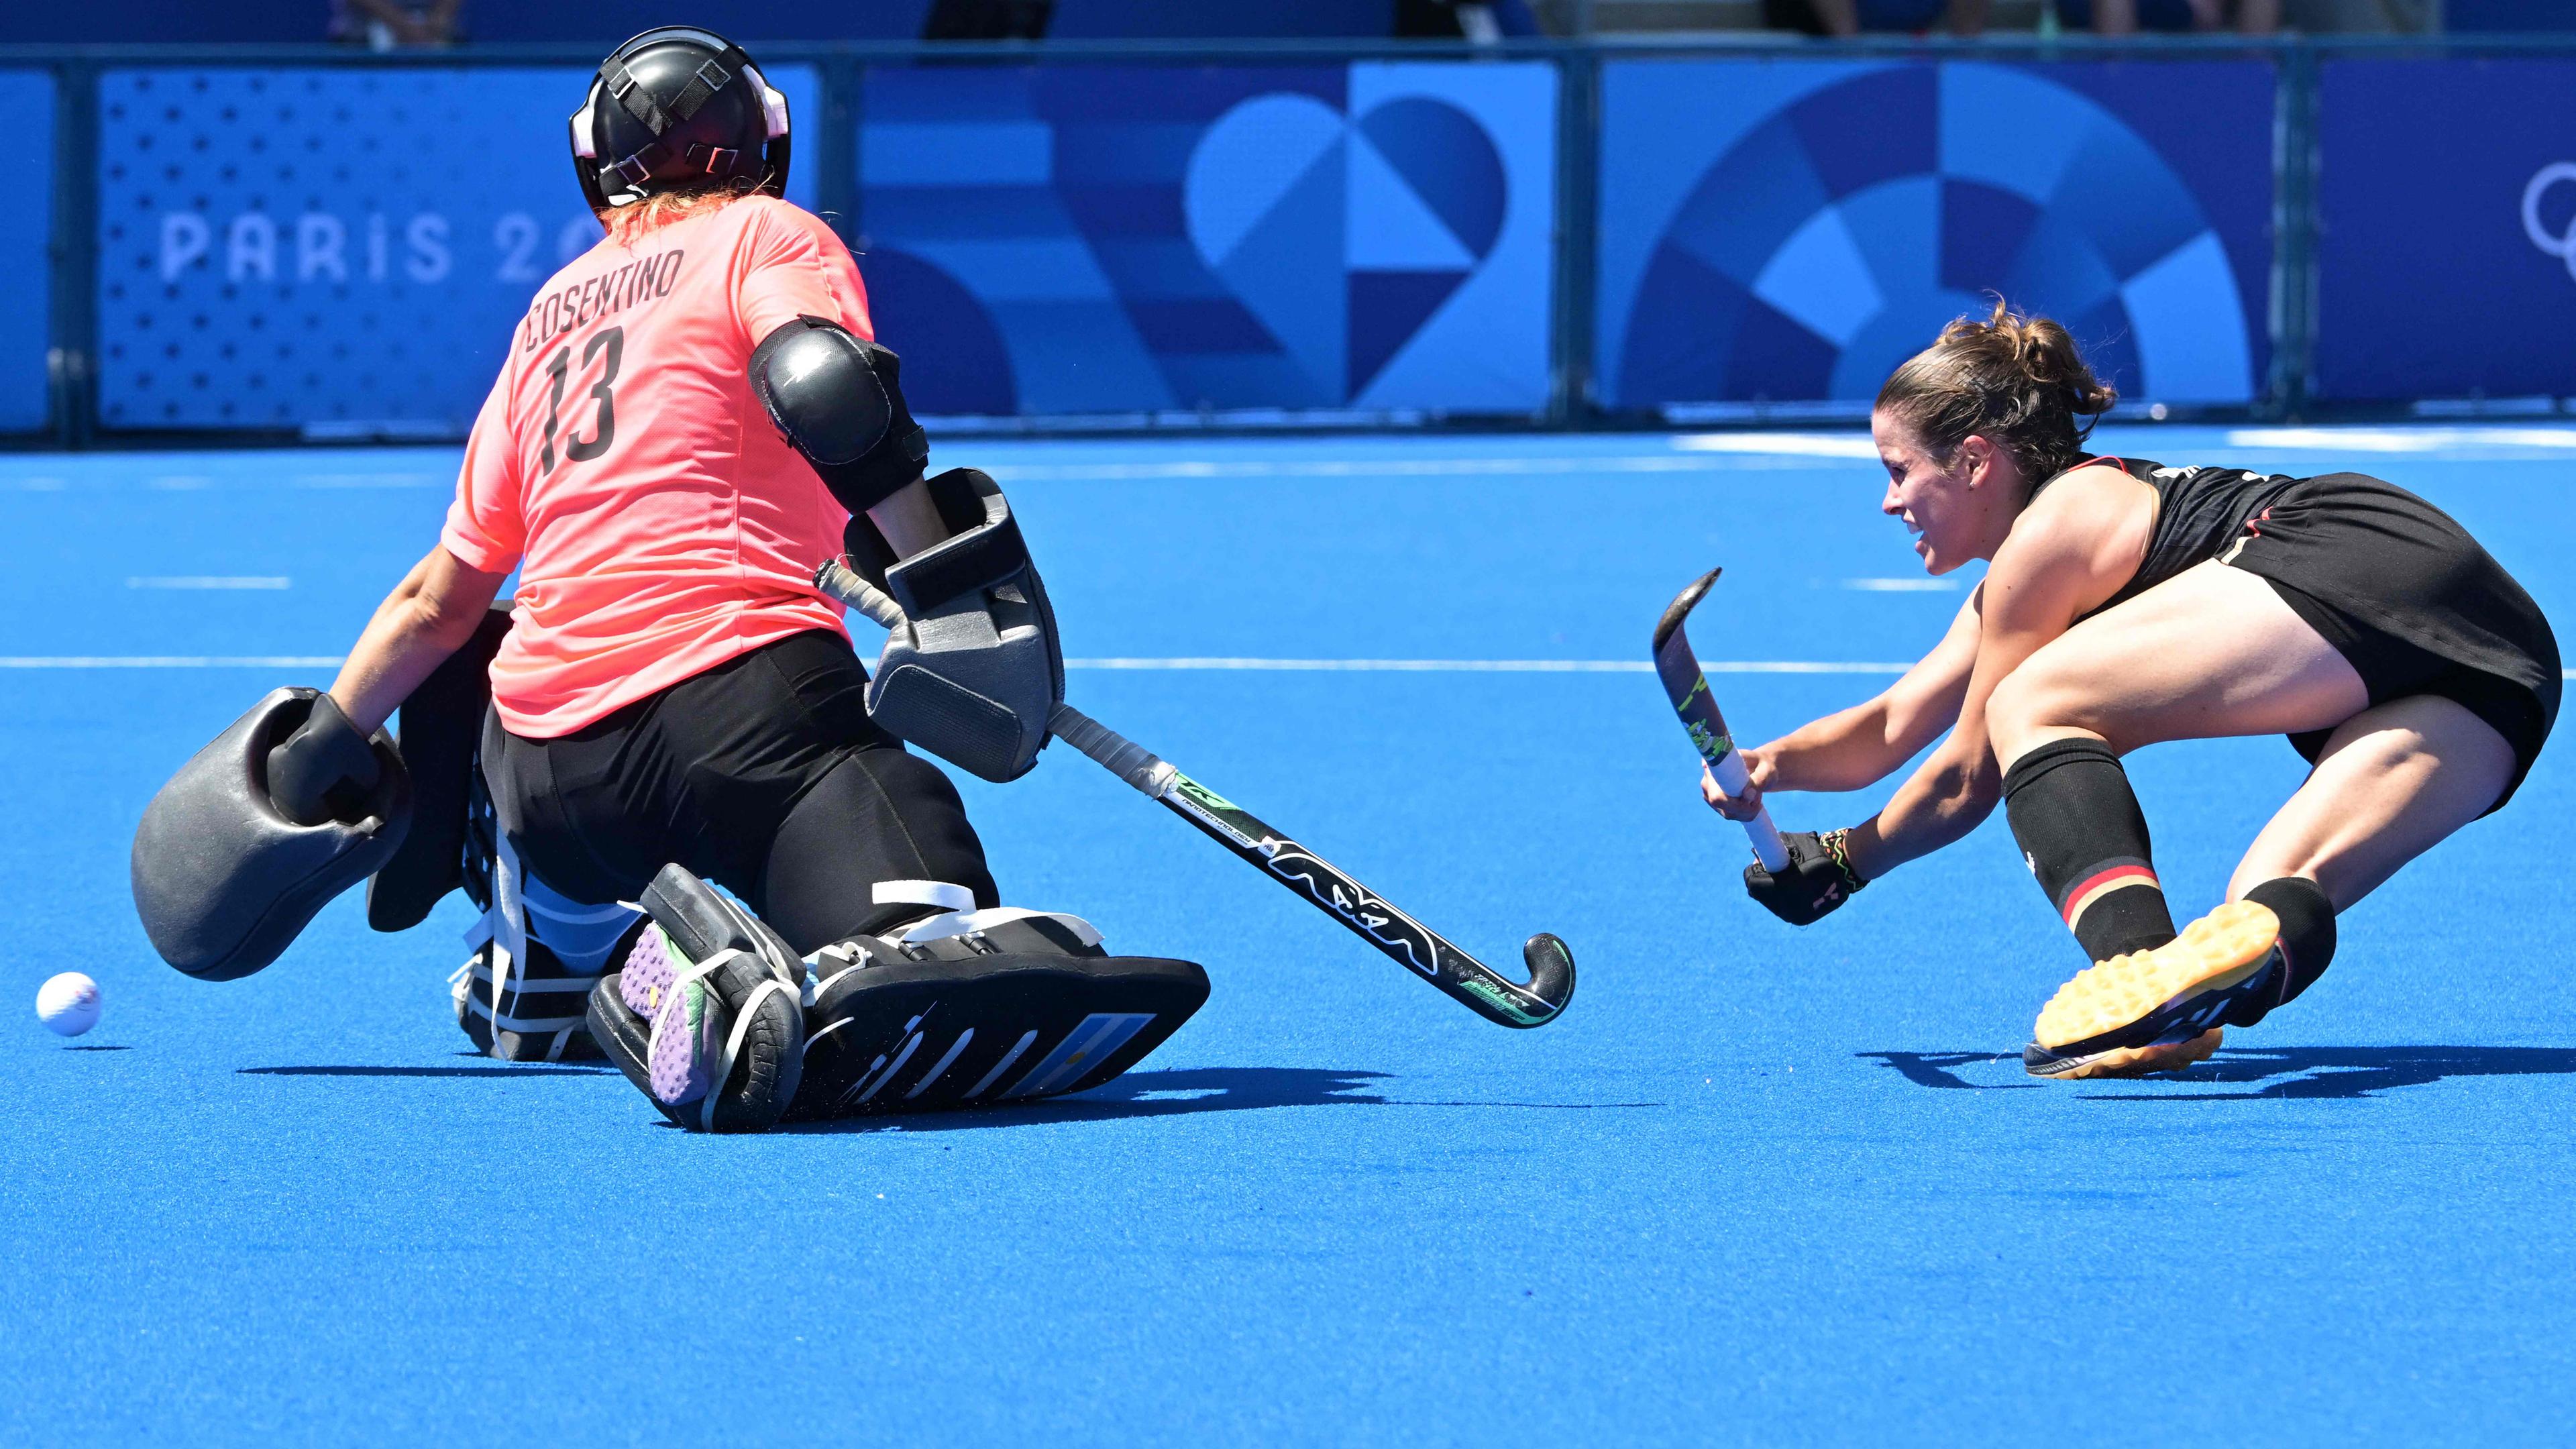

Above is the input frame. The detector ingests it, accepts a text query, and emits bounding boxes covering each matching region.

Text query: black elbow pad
[748,317,928,515]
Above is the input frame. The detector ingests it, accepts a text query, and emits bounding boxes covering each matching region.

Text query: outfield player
[1700,303,2559,1078]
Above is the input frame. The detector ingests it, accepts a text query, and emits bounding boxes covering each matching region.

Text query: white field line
[12,654,2563,680]
[0,656,347,668]
[2224,426,2576,452]
[1670,432,1879,458]
[983,453,1853,482]
[1059,658,1921,674]
[125,576,292,590]
[1,453,1862,492]
[0,654,1913,674]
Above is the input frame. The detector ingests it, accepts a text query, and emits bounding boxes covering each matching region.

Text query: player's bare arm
[1705,584,1984,820]
[1843,465,2148,879]
[326,546,509,734]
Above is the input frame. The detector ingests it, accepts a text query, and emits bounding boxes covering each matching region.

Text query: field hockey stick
[814,558,1576,1030]
[1654,568,1791,872]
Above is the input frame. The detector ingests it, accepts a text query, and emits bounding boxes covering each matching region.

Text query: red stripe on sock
[2061,864,2160,928]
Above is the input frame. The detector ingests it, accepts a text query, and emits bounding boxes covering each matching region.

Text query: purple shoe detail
[621,927,678,1022]
[647,971,724,1107]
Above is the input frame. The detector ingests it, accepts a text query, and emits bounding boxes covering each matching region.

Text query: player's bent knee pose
[1701,303,2559,1079]
[130,27,1204,1131]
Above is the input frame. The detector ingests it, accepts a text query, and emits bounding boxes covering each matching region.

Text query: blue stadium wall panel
[1,2,308,44]
[2314,59,2576,403]
[1,70,54,434]
[1,0,1392,43]
[1046,1,1397,38]
[468,3,930,42]
[857,62,1557,419]
[1595,58,2275,414]
[93,65,818,433]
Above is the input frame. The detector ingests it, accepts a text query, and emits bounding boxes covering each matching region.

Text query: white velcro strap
[900,906,1102,949]
[703,977,794,1132]
[872,879,977,913]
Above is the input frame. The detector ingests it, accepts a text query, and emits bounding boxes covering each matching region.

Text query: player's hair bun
[1876,299,2116,486]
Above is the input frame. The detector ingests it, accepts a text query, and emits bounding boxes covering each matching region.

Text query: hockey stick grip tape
[1047,704,1175,797]
[1709,749,1791,871]
[813,557,907,631]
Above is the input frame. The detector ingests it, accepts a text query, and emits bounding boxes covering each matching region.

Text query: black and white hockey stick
[814,557,1576,1030]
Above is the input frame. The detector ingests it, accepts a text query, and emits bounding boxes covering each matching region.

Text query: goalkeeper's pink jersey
[440,195,872,738]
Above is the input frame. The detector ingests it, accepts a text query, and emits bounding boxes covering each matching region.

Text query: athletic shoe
[619,924,678,1022]
[2022,1027,2223,1079]
[2025,900,2284,1079]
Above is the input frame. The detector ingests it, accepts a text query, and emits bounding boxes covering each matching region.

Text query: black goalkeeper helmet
[569,26,792,212]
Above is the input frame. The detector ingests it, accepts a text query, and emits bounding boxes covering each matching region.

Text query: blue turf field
[5,425,2575,1444]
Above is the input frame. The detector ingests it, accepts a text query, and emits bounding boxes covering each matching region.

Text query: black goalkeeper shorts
[479,629,999,953]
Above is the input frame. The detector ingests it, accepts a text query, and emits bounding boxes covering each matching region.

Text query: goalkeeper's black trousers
[479,629,1000,953]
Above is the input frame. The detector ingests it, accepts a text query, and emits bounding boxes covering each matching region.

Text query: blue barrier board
[1596,58,2275,415]
[2315,58,2576,404]
[1,70,53,433]
[94,65,817,433]
[856,61,1557,419]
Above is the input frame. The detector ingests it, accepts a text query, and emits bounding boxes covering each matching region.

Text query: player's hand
[266,692,382,826]
[1742,828,1864,926]
[1699,747,1774,821]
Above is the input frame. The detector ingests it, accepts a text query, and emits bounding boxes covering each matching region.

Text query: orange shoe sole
[2033,900,2281,1051]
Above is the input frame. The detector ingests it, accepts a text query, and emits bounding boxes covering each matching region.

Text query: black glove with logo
[1742,828,1866,926]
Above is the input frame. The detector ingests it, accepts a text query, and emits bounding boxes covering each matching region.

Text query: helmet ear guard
[569,25,792,213]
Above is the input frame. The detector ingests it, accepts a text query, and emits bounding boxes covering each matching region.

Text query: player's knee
[760,747,998,950]
[1987,662,2078,762]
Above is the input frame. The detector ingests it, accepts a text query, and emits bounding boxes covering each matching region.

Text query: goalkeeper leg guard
[788,880,1207,1121]
[587,865,807,1133]
[453,831,637,1063]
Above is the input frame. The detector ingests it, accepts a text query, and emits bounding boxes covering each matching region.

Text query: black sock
[2002,737,2178,962]
[2237,876,2337,1024]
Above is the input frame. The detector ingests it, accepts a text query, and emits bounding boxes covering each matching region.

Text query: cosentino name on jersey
[521,249,686,353]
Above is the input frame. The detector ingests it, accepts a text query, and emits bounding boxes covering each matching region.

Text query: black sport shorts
[2223,473,2561,811]
[479,629,998,952]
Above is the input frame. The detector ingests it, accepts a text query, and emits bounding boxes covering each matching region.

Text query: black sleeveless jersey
[2068,456,2303,618]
